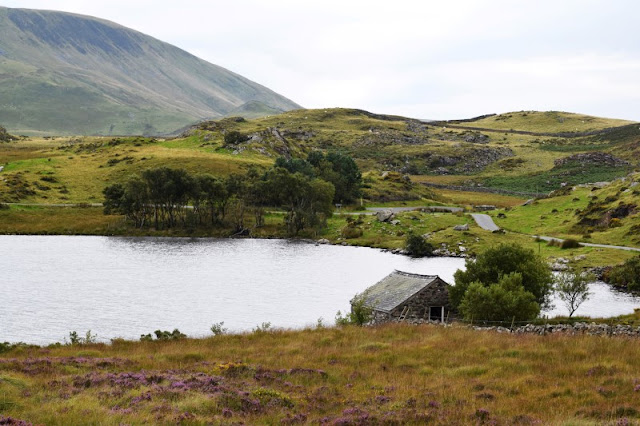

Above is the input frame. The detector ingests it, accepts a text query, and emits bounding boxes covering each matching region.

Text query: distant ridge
[0,6,300,135]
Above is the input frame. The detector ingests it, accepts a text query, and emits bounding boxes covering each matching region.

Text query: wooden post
[510,316,515,331]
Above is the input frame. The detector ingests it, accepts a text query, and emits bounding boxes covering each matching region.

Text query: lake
[1,236,639,344]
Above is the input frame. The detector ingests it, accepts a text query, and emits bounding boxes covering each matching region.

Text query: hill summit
[0,6,300,135]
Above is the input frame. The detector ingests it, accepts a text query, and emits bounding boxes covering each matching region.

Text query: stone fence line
[392,319,640,337]
[419,181,547,198]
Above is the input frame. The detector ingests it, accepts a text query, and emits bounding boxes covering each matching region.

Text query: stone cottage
[355,270,453,323]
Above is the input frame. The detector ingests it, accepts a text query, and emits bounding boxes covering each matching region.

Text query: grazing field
[2,324,640,425]
[449,111,635,133]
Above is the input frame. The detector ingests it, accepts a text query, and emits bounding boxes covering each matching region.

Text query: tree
[262,167,334,235]
[404,232,433,257]
[196,174,227,225]
[458,273,540,322]
[555,270,593,317]
[275,156,315,177]
[315,152,362,204]
[450,243,554,311]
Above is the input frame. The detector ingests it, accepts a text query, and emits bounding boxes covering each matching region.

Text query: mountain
[0,7,300,136]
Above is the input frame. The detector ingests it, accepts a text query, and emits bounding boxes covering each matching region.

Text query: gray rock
[317,239,330,245]
[550,262,569,271]
[453,224,470,231]
[376,210,395,222]
[390,220,400,225]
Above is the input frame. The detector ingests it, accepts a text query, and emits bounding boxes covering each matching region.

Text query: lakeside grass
[2,323,640,424]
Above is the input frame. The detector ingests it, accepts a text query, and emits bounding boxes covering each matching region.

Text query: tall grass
[1,324,640,424]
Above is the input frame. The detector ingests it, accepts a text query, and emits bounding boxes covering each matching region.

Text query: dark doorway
[429,306,443,322]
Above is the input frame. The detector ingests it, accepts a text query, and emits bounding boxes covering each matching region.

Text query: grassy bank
[2,323,640,424]
[1,204,633,269]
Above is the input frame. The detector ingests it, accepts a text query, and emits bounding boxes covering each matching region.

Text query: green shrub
[404,233,433,257]
[210,322,227,336]
[459,273,540,322]
[451,243,553,311]
[140,329,186,341]
[223,130,247,146]
[341,224,363,239]
[605,256,640,291]
[336,294,372,326]
[560,239,581,249]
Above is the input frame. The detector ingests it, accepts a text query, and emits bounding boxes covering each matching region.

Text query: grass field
[2,324,640,424]
[451,111,636,133]
[492,174,640,250]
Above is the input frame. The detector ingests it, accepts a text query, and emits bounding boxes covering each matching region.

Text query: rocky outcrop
[0,125,16,142]
[463,132,489,144]
[554,152,630,168]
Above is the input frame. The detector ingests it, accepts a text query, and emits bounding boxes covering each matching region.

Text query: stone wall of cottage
[387,279,453,321]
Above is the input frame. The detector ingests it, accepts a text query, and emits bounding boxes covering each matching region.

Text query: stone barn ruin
[356,270,452,323]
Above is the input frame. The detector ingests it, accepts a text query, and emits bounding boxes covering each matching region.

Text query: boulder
[376,210,395,222]
[317,239,330,245]
[453,224,470,231]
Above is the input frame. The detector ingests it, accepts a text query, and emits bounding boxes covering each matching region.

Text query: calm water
[1,236,639,344]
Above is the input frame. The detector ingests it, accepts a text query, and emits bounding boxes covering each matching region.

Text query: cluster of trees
[450,243,594,322]
[275,151,361,204]
[103,152,361,236]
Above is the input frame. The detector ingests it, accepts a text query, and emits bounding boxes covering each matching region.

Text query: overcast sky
[2,0,639,120]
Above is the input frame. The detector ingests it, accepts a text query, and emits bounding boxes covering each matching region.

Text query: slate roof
[358,270,440,313]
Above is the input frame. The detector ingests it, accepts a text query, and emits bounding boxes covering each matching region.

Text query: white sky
[2,0,640,120]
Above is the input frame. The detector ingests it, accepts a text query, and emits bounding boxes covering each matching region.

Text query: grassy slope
[492,173,640,250]
[1,107,638,267]
[450,110,635,133]
[2,324,640,424]
[0,6,299,135]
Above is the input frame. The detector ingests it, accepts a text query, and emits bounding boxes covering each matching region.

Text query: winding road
[470,213,501,232]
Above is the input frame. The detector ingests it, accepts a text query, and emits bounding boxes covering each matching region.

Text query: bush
[140,329,186,341]
[341,222,363,239]
[68,330,97,345]
[223,131,247,146]
[560,239,581,249]
[404,233,433,257]
[450,243,553,311]
[210,321,227,336]
[336,294,372,326]
[605,256,640,291]
[459,273,540,322]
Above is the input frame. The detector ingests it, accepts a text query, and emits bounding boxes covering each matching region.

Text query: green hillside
[1,107,639,205]
[1,107,639,268]
[0,6,300,136]
[448,111,635,133]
